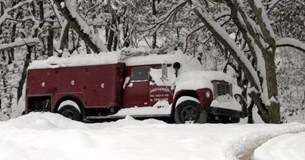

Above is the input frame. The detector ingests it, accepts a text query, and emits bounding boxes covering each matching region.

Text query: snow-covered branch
[266,0,281,13]
[228,1,261,60]
[0,0,33,25]
[139,1,188,33]
[276,38,305,53]
[53,0,107,53]
[49,0,65,27]
[183,25,205,53]
[189,0,283,123]
[193,8,261,91]
[58,20,69,51]
[0,38,40,52]
[247,0,276,48]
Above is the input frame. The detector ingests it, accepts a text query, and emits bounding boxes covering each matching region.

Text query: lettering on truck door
[148,65,174,106]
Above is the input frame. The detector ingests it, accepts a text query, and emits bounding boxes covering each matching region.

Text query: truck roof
[28,49,196,70]
[28,51,121,69]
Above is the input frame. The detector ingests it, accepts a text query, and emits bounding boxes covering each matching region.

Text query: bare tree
[53,0,107,53]
[147,0,305,123]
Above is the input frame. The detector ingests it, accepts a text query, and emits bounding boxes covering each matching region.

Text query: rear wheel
[57,105,82,121]
[174,100,207,124]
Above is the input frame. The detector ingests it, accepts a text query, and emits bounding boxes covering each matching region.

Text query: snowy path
[254,132,305,160]
[0,113,305,160]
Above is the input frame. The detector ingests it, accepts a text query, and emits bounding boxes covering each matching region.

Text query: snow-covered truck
[25,49,246,123]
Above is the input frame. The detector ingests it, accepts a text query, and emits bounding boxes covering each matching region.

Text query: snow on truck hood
[174,71,242,111]
[175,71,239,93]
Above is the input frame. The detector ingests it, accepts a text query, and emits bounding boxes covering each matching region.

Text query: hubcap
[181,105,199,123]
[62,110,74,119]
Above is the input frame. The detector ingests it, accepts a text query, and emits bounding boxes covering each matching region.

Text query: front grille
[213,81,232,98]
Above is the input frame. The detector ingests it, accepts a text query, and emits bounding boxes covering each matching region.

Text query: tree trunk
[113,34,118,51]
[36,0,45,55]
[39,1,44,20]
[47,26,54,57]
[107,15,118,51]
[8,8,22,64]
[47,14,55,57]
[193,6,279,123]
[59,22,70,52]
[152,0,157,49]
[247,100,254,123]
[263,50,281,123]
[9,23,17,64]
[123,22,130,47]
[17,46,32,102]
[107,26,115,51]
[247,0,281,123]
[86,45,91,54]
[248,92,270,123]
[105,25,109,42]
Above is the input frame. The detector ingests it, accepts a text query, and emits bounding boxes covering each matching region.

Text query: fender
[172,89,213,114]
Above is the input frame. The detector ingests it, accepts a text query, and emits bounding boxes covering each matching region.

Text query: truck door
[148,65,174,106]
[123,66,150,107]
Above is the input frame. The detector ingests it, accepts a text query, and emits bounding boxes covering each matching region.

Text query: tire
[174,100,207,124]
[57,105,82,121]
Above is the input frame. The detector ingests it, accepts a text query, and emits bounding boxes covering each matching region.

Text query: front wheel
[57,105,82,121]
[174,100,207,124]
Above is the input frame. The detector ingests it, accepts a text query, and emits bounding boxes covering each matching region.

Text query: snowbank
[1,113,305,160]
[223,123,305,160]
[254,132,305,160]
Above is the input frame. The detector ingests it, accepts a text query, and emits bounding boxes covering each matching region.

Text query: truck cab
[25,49,246,123]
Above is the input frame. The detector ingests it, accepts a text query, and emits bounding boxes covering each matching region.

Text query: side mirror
[173,62,181,77]
[173,62,181,70]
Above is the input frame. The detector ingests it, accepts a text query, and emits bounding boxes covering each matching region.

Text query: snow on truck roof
[28,49,196,69]
[28,51,121,69]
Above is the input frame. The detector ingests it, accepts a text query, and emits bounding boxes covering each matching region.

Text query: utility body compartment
[26,63,125,112]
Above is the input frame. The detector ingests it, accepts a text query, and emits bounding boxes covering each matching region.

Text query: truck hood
[175,71,241,95]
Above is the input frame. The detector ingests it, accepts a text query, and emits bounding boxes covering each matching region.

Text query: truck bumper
[206,106,246,118]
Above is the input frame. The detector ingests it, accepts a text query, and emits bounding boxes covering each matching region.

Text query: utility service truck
[25,49,246,123]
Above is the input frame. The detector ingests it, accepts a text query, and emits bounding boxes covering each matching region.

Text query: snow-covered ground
[0,113,305,160]
[254,132,305,160]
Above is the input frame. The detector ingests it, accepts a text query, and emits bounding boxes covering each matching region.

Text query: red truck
[25,49,246,123]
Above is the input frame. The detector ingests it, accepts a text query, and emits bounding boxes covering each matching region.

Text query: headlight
[205,90,211,98]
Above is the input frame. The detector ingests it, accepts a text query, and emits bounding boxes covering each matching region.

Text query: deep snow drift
[254,132,305,160]
[0,113,305,160]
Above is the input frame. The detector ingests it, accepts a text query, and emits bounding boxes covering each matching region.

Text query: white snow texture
[0,113,305,160]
